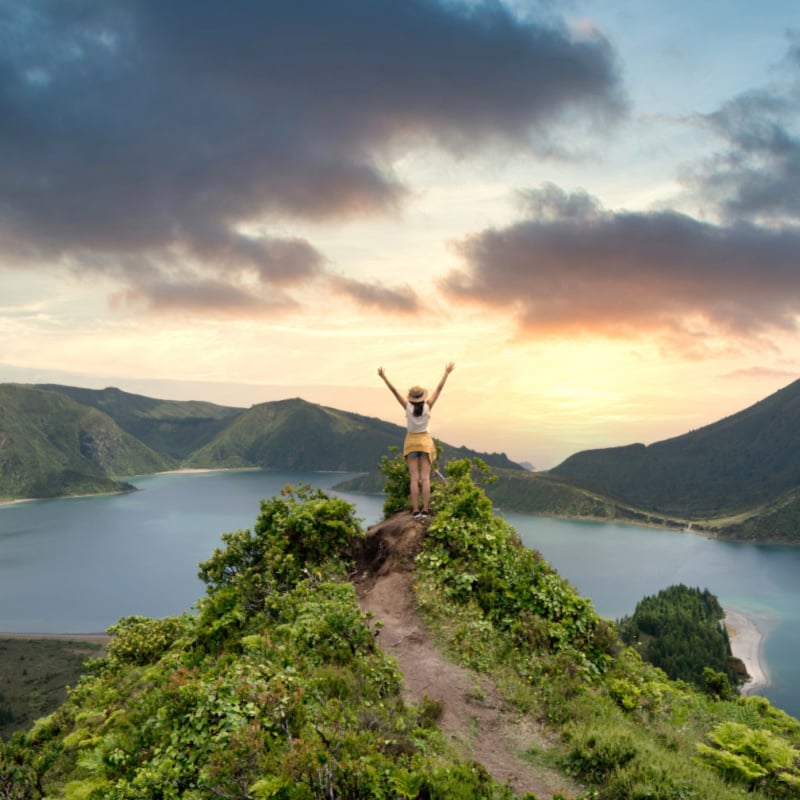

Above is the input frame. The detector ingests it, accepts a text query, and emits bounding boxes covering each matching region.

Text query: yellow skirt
[403,432,436,462]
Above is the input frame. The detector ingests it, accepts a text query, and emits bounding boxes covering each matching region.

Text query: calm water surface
[1,471,798,718]
[0,471,383,633]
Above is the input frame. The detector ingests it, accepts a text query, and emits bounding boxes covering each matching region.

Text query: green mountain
[185,397,522,473]
[184,398,414,470]
[547,378,800,537]
[11,378,800,543]
[2,461,796,798]
[0,385,522,501]
[37,384,244,459]
[0,385,172,500]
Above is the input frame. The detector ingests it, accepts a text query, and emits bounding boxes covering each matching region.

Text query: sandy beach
[724,608,770,694]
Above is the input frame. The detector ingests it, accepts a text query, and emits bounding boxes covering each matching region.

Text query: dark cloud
[328,275,420,313]
[0,0,625,310]
[686,39,800,224]
[183,230,326,286]
[442,184,800,346]
[111,277,296,315]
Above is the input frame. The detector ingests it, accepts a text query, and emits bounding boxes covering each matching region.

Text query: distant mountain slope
[185,397,523,472]
[0,385,172,500]
[550,378,800,517]
[38,384,244,459]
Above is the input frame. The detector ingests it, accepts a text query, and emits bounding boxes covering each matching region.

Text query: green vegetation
[38,385,244,460]
[4,459,800,798]
[617,585,743,695]
[0,385,171,501]
[402,461,800,799]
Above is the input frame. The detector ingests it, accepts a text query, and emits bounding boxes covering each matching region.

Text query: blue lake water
[1,470,798,718]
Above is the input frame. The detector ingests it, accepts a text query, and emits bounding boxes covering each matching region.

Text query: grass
[0,637,106,739]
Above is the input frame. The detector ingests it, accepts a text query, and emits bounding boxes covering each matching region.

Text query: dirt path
[353,513,582,799]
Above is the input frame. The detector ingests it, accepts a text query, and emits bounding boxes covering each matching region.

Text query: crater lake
[1,469,798,718]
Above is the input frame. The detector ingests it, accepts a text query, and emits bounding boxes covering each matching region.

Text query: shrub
[106,615,183,666]
[418,458,614,674]
[379,442,445,517]
[198,484,364,606]
[563,724,639,782]
[380,446,411,517]
[697,721,800,794]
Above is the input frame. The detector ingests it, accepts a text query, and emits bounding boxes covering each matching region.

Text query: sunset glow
[2,0,799,468]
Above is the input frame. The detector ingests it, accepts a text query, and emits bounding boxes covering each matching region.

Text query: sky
[2,0,800,469]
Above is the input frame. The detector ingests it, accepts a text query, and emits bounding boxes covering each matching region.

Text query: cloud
[110,277,296,316]
[183,230,327,287]
[685,37,800,225]
[441,183,800,347]
[0,0,626,308]
[328,275,421,313]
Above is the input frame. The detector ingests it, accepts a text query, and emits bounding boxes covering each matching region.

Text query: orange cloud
[442,184,800,348]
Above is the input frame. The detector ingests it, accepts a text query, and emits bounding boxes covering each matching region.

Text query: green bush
[197,483,364,621]
[697,721,800,794]
[379,446,411,517]
[106,615,184,666]
[378,442,445,518]
[417,458,613,675]
[563,724,639,783]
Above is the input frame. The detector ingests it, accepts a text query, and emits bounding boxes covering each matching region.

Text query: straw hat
[407,385,428,402]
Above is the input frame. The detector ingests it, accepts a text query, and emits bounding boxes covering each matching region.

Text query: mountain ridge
[0,384,172,500]
[6,379,800,542]
[0,384,521,502]
[544,377,800,539]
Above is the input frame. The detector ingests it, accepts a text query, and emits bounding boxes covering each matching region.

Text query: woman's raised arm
[378,366,407,408]
[427,362,454,408]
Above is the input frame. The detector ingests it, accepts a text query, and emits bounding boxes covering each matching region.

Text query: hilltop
[2,458,797,799]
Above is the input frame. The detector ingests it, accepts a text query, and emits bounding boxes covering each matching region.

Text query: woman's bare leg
[407,455,421,511]
[420,455,431,512]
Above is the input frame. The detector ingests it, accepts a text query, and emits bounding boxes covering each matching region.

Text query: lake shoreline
[0,466,362,507]
[724,608,771,694]
[0,632,111,643]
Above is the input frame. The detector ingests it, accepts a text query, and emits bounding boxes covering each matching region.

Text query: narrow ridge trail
[353,512,583,799]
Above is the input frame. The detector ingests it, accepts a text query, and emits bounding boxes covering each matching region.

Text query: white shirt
[405,401,431,434]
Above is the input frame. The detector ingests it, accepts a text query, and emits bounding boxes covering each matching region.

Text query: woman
[378,362,455,519]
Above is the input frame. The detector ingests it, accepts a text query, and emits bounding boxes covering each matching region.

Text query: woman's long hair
[411,401,425,417]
